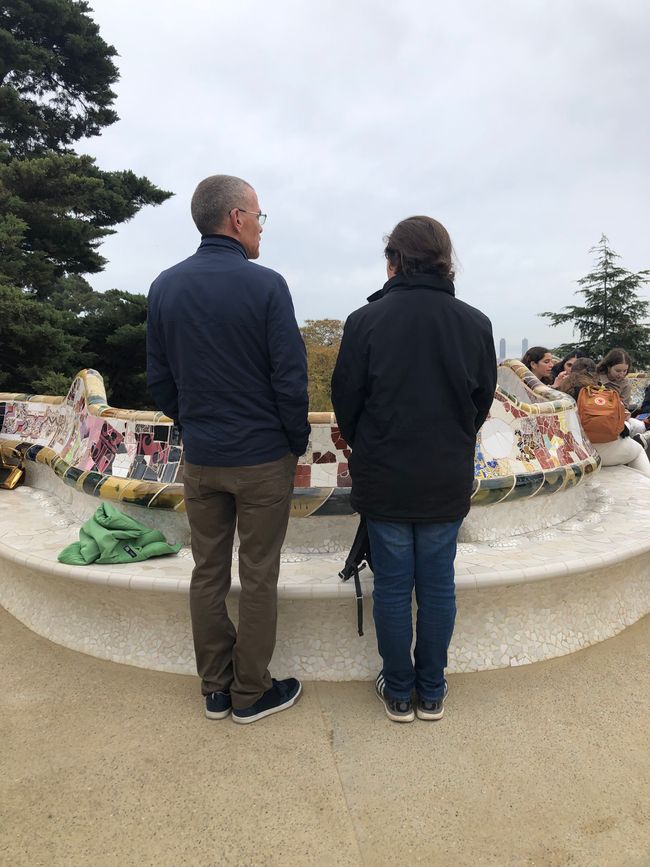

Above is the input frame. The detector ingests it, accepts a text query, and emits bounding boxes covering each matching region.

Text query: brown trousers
[183,453,297,709]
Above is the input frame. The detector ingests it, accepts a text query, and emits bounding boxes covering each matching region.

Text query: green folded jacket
[58,502,182,566]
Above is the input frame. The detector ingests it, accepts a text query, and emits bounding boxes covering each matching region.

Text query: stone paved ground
[1,607,648,866]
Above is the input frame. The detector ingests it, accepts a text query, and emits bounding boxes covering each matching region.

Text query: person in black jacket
[331,216,496,723]
[147,175,309,725]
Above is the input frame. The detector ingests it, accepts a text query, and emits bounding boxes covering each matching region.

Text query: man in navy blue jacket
[147,175,309,724]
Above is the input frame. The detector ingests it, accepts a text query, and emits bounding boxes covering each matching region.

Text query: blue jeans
[367,517,462,702]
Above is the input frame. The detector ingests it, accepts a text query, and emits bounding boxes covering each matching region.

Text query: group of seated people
[521,346,650,477]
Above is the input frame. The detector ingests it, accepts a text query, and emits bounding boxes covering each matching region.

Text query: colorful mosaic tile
[0,363,600,516]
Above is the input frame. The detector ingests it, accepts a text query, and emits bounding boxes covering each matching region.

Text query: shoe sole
[416,705,444,721]
[231,682,303,725]
[416,688,447,721]
[205,707,232,720]
[375,688,415,723]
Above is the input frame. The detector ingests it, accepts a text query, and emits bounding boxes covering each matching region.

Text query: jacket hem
[355,508,470,524]
[184,446,291,468]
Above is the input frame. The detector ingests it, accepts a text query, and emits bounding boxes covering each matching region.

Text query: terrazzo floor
[1,606,648,866]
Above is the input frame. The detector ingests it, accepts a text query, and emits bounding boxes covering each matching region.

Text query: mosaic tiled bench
[1,363,648,679]
[627,372,649,409]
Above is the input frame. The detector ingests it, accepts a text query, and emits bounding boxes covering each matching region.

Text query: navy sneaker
[375,673,414,723]
[204,690,232,720]
[416,679,448,721]
[232,678,302,725]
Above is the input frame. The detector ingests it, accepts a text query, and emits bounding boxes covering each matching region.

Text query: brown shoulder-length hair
[384,216,456,280]
[556,358,598,399]
[596,347,632,374]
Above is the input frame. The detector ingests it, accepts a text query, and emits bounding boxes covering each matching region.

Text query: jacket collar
[367,272,455,303]
[198,234,248,258]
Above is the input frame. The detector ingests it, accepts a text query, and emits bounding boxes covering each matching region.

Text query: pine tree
[541,235,650,366]
[0,0,172,406]
[79,289,149,409]
[0,149,169,299]
[0,0,119,156]
[0,0,172,300]
[0,282,84,393]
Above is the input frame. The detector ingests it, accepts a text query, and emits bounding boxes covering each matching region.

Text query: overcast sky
[83,0,650,357]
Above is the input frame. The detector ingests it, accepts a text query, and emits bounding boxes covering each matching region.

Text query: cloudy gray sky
[83,0,650,357]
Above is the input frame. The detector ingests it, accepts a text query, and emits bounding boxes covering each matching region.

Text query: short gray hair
[190,175,253,234]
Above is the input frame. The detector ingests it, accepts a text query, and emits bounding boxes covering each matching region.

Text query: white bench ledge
[1,466,649,678]
[0,467,649,595]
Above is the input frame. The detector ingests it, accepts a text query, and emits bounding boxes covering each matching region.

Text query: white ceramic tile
[1,464,650,677]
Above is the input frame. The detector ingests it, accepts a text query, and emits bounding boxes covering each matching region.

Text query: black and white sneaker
[375,673,414,723]
[232,678,302,725]
[204,690,232,720]
[416,679,448,721]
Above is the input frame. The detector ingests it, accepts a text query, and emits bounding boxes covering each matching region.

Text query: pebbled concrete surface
[1,607,648,866]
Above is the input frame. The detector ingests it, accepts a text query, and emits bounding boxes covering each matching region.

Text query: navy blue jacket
[147,236,310,466]
[331,273,496,522]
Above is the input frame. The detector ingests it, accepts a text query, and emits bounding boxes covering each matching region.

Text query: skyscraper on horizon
[499,338,506,362]
[521,338,528,356]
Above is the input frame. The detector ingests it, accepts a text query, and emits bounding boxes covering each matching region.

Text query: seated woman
[550,349,586,383]
[521,346,567,387]
[596,348,632,408]
[557,358,650,476]
[557,357,600,401]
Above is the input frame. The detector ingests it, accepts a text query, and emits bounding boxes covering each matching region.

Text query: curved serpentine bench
[1,363,648,679]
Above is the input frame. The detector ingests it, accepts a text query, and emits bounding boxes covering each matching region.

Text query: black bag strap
[352,565,364,637]
[339,561,365,636]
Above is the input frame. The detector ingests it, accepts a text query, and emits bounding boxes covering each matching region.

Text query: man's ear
[226,208,242,234]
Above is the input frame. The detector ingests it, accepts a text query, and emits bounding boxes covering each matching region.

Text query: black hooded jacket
[331,273,497,522]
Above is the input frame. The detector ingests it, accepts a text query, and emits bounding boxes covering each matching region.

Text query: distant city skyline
[497,337,532,361]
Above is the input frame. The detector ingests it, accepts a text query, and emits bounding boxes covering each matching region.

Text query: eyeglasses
[231,207,267,225]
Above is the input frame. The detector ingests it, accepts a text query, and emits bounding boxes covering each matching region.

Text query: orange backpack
[577,386,626,443]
